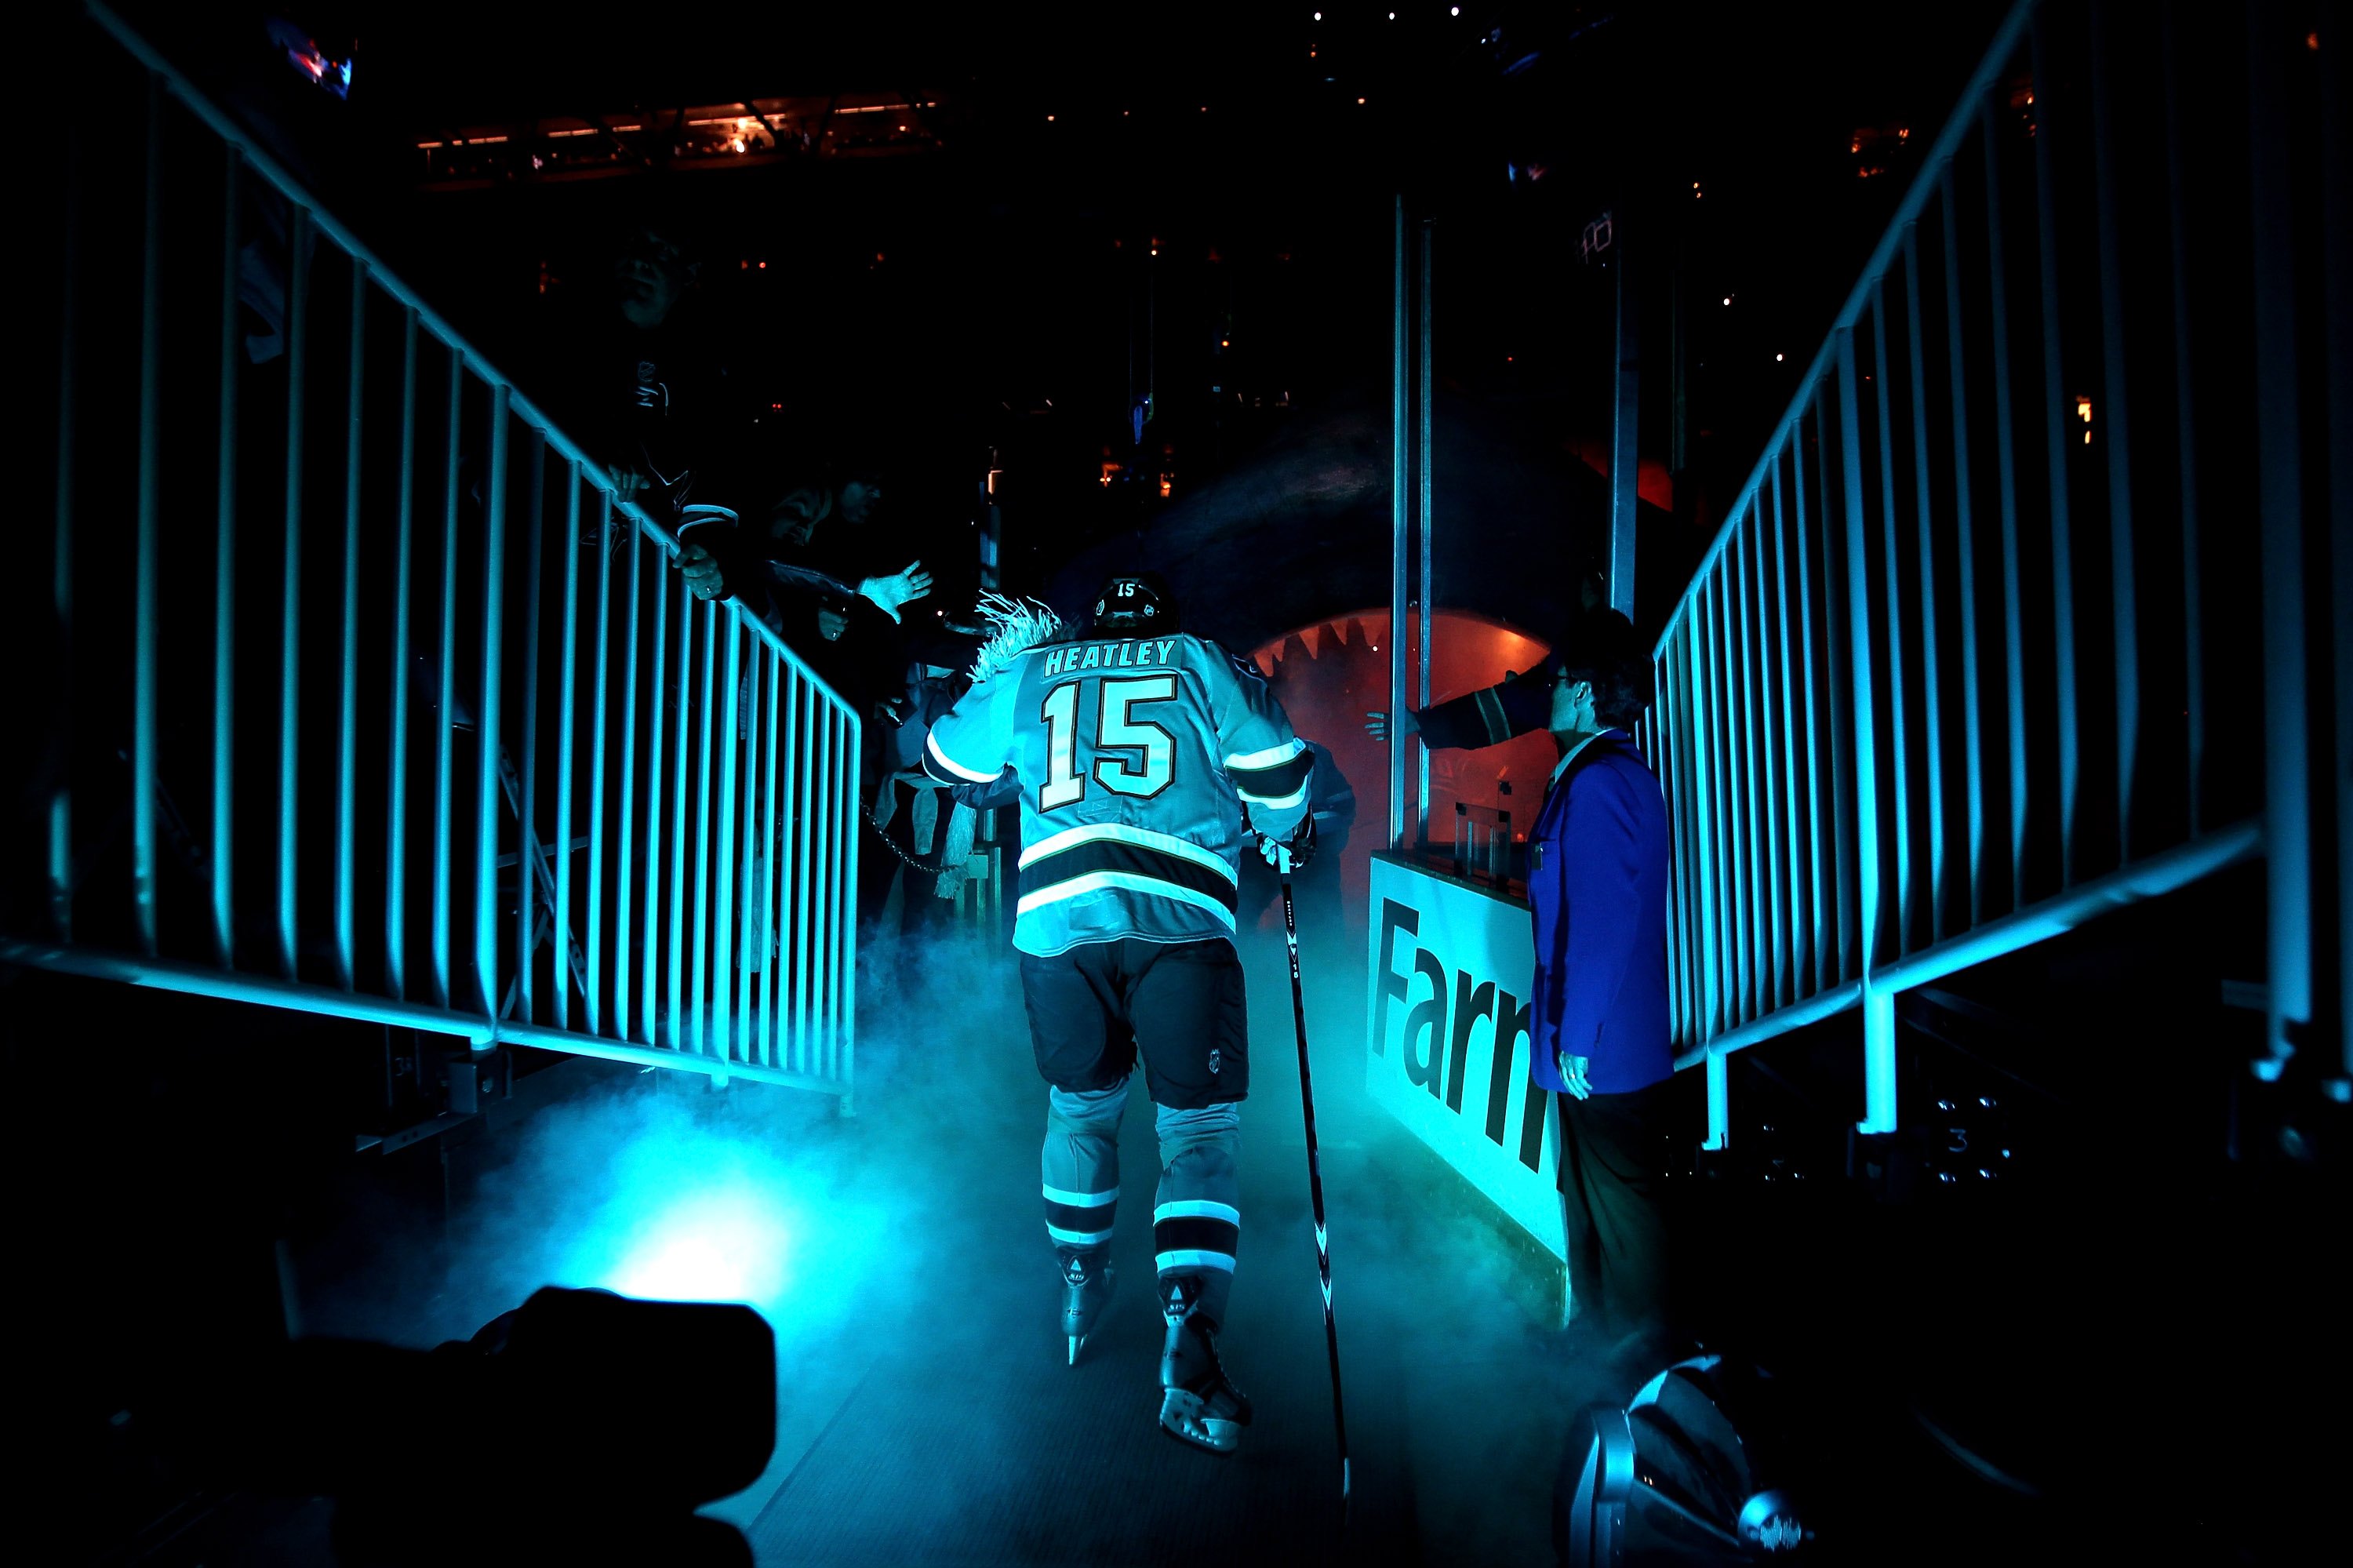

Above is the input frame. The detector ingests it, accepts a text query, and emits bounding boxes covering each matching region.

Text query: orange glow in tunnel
[1247,609,1558,921]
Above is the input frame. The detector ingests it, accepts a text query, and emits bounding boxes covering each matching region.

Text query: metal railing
[1639,0,2348,1146]
[9,2,861,1096]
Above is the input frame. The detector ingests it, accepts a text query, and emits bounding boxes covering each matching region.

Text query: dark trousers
[1558,1075,1675,1345]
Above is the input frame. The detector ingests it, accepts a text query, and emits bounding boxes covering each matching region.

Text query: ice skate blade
[1068,1335,1082,1366]
[1158,1388,1244,1454]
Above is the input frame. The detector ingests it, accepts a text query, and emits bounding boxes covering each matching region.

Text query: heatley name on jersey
[922,619,1315,958]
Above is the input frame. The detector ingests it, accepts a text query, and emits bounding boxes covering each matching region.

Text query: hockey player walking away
[919,573,1316,1455]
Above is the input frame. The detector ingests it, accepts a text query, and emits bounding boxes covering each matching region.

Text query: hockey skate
[1059,1247,1115,1365]
[1158,1277,1251,1453]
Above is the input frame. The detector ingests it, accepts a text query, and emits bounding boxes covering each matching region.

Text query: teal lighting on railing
[17,2,863,1102]
[1644,0,2347,1146]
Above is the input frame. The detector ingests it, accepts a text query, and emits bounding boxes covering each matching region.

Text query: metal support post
[1704,1050,1729,1151]
[1417,217,1434,849]
[1609,211,1640,619]
[1857,980,1898,1135]
[1389,195,1409,849]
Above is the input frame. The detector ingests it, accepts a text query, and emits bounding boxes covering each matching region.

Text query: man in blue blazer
[1526,611,1675,1364]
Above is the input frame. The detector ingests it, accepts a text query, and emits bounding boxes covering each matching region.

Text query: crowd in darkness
[526,211,1004,934]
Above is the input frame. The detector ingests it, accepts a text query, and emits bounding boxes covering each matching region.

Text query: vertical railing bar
[785,672,806,1073]
[804,689,825,1075]
[209,144,238,964]
[586,491,615,1036]
[1667,647,1696,1042]
[1674,649,1701,1041]
[1751,499,1787,1010]
[335,259,365,988]
[1722,527,1760,1012]
[475,385,510,1019]
[1693,580,1725,1035]
[1713,550,1742,1024]
[710,616,743,1060]
[1942,169,1988,930]
[514,435,544,1025]
[1417,217,1434,849]
[553,464,582,1032]
[832,699,847,1078]
[1815,387,1855,983]
[1388,195,1408,849]
[840,708,858,1090]
[278,205,311,979]
[737,645,763,1060]
[1835,328,1886,979]
[666,578,693,1050]
[1791,431,1829,995]
[639,555,667,1046]
[758,649,780,1068]
[834,704,849,1081]
[1771,457,1806,1006]
[1811,389,1853,984]
[739,646,762,1063]
[53,115,85,945]
[432,350,460,1008]
[1653,649,1682,1040]
[820,705,840,1079]
[133,75,165,959]
[2246,0,2315,1080]
[615,525,646,1042]
[1977,99,2028,919]
[2315,0,2353,1083]
[803,691,824,1075]
[2158,3,2203,836]
[1714,573,1744,1028]
[689,603,719,1057]
[1704,574,1722,1026]
[1679,643,1704,1039]
[1728,537,1762,1023]
[385,307,416,999]
[2087,0,2140,866]
[1684,596,1710,1034]
[1745,522,1775,1013]
[1681,642,1707,1032]
[1725,569,1751,1025]
[1904,224,1950,946]
[1871,288,1914,955]
[2031,11,2082,890]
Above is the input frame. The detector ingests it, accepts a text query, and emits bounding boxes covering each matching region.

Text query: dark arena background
[10,2,2349,1564]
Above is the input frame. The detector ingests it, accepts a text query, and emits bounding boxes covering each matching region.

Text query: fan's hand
[1559,1053,1593,1101]
[680,543,728,602]
[860,561,935,622]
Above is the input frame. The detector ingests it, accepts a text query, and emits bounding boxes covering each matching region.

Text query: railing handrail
[1652,0,2038,660]
[82,0,855,718]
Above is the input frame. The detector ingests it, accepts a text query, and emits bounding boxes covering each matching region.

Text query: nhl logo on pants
[1208,1049,1222,1075]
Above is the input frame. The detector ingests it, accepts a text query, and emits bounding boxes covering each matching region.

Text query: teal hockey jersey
[922,628,1314,956]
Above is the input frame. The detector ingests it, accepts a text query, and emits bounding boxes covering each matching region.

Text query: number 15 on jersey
[1039,675,1177,809]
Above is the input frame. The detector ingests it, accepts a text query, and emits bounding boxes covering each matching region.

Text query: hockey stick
[1278,849,1351,1514]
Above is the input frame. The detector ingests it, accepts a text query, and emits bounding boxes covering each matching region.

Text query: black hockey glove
[1256,811,1317,875]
